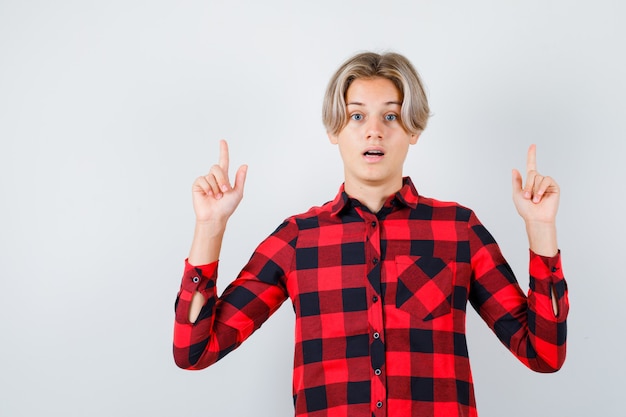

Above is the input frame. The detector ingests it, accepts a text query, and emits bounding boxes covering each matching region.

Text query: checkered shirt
[173,177,568,417]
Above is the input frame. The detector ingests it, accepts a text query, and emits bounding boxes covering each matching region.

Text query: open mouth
[363,150,385,156]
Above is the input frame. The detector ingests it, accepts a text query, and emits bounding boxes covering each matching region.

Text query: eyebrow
[346,101,402,106]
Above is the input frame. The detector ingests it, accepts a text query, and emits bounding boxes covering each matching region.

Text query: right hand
[192,140,248,224]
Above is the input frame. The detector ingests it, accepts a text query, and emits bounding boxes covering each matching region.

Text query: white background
[1,1,624,416]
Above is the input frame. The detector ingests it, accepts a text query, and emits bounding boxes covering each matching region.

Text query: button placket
[356,207,387,412]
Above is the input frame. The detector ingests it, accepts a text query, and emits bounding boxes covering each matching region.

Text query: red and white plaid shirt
[173,177,568,417]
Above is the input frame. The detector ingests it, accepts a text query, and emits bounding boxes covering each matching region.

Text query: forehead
[346,77,401,104]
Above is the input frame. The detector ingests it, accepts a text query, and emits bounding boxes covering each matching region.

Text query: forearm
[525,221,559,314]
[173,259,220,369]
[188,219,227,265]
[187,220,227,322]
[524,251,569,371]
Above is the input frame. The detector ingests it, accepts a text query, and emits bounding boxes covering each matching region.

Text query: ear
[327,131,339,145]
[409,132,421,145]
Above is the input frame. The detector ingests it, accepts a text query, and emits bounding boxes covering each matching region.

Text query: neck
[344,178,403,213]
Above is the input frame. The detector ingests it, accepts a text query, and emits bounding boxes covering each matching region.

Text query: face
[328,77,419,194]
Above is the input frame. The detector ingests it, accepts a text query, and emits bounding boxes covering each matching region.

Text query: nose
[366,118,383,140]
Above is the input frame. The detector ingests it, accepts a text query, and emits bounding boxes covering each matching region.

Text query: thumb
[233,164,248,193]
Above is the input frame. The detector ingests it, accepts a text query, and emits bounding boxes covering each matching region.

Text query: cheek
[335,142,348,159]
[337,142,360,163]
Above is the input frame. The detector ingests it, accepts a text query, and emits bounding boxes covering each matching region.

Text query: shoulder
[267,196,337,234]
[415,194,476,222]
[280,199,336,231]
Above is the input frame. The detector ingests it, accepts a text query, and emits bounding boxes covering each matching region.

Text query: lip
[362,146,385,162]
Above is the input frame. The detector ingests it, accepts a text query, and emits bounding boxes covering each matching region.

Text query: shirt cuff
[182,258,218,293]
[529,249,562,278]
[528,249,566,297]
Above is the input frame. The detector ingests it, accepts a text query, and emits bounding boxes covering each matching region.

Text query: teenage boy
[173,52,568,417]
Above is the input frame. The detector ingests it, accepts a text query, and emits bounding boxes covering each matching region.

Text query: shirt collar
[330,177,419,216]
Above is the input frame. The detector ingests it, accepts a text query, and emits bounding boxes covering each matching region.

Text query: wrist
[525,221,558,257]
[194,218,228,237]
[188,219,228,266]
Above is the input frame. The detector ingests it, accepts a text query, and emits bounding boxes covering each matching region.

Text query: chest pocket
[394,256,454,321]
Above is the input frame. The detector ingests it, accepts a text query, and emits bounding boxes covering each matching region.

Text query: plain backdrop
[1,1,624,416]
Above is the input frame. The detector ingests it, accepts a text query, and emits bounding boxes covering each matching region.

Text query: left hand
[512,144,560,225]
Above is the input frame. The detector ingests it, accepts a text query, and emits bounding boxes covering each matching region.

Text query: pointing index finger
[526,144,537,173]
[219,139,230,172]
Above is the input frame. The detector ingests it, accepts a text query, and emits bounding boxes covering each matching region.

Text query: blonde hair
[322,52,430,136]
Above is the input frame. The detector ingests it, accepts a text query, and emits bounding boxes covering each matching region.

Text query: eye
[350,113,364,121]
[385,113,398,122]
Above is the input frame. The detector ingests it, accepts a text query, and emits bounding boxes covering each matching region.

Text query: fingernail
[221,184,228,192]
[524,191,531,199]
[216,193,223,199]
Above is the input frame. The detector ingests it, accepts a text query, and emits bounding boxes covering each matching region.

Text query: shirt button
[372,258,379,265]
[371,221,377,228]
[372,295,378,303]
[376,401,383,408]
[373,332,380,339]
[374,368,381,376]
[192,276,200,283]
[551,266,558,273]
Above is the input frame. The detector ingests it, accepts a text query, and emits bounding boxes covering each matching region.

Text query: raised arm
[187,140,247,321]
[512,144,561,315]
